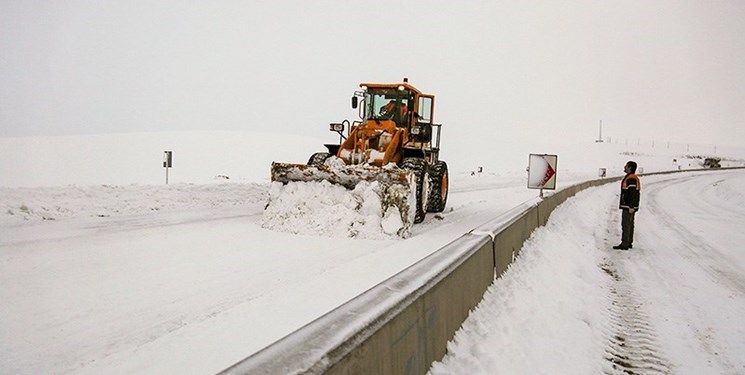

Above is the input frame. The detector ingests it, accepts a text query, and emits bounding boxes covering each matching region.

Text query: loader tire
[401,158,429,224]
[427,160,448,213]
[307,152,332,166]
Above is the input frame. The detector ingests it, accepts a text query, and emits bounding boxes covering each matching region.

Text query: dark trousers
[621,209,635,246]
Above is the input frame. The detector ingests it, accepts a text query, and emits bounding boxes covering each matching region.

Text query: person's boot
[613,243,630,250]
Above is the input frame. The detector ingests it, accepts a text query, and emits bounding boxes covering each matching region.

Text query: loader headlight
[330,123,345,132]
[410,126,421,135]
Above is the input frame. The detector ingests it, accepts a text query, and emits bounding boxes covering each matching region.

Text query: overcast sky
[2,1,744,151]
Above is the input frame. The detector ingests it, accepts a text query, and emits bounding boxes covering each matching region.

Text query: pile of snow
[262,180,413,239]
[263,156,418,239]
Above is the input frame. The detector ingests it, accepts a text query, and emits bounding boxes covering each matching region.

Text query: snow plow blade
[269,162,415,235]
[271,162,411,189]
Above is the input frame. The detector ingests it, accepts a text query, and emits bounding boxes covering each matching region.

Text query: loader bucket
[270,162,416,233]
[271,162,410,189]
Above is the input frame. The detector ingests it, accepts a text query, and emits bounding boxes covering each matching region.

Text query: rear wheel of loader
[401,158,429,223]
[427,160,448,213]
[307,152,332,166]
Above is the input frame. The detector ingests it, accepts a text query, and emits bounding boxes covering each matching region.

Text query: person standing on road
[614,161,641,250]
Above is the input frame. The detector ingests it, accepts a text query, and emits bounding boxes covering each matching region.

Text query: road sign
[528,154,558,191]
[163,151,172,184]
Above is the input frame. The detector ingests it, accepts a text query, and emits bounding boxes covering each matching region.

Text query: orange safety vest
[621,173,640,190]
[620,173,641,210]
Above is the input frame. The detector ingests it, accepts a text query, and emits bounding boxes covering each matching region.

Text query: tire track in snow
[597,198,672,375]
[600,262,672,375]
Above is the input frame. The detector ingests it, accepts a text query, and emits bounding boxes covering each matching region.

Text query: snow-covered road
[624,171,745,373]
[430,170,745,374]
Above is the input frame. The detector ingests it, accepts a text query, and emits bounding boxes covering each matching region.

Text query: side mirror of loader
[351,96,358,109]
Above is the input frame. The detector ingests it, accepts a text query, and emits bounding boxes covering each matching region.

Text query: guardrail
[219,167,743,375]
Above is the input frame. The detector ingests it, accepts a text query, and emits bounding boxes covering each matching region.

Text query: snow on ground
[1,182,266,224]
[1,131,745,374]
[430,170,745,375]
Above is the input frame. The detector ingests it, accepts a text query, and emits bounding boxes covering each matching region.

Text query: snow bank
[429,186,613,374]
[0,182,267,225]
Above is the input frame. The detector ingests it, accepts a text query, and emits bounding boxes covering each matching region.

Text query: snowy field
[1,131,745,374]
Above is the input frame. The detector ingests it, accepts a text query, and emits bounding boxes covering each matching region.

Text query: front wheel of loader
[427,160,449,213]
[307,152,332,166]
[401,158,429,223]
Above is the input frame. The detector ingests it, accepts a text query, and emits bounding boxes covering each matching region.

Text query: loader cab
[360,87,413,127]
[352,81,440,160]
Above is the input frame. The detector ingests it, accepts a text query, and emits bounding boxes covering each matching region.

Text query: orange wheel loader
[270,78,448,228]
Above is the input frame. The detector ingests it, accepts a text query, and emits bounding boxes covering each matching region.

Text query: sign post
[163,151,172,184]
[527,154,558,198]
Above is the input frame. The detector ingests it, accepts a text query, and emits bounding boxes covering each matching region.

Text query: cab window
[418,96,433,123]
